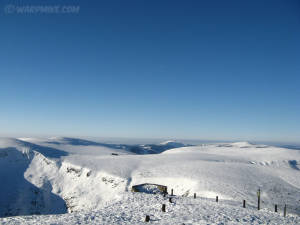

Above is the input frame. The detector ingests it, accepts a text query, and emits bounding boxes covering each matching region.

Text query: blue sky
[0,0,300,143]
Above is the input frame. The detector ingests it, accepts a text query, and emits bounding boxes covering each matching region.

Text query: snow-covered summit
[159,140,186,148]
[228,141,253,147]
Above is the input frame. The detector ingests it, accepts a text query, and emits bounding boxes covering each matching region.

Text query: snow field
[1,193,300,224]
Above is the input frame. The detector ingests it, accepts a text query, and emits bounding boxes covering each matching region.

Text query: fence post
[257,188,261,210]
[284,204,287,217]
[194,193,196,199]
[162,204,166,212]
[171,189,174,196]
[216,196,218,202]
[145,215,150,222]
[243,200,246,208]
[275,204,277,212]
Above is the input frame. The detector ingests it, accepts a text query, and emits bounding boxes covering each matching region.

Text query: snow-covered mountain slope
[0,137,190,216]
[0,138,67,217]
[0,137,300,224]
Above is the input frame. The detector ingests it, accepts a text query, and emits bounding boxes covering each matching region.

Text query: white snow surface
[0,137,300,224]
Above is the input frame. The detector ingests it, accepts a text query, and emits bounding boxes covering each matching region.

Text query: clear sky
[0,0,300,143]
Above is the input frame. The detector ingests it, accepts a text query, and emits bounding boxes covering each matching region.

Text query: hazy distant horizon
[1,134,300,147]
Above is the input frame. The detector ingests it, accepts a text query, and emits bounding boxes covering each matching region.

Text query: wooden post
[216,196,218,202]
[194,193,196,199]
[162,204,166,212]
[145,215,150,222]
[284,204,287,217]
[169,197,172,203]
[171,189,173,196]
[257,188,261,210]
[243,200,246,208]
[275,204,277,212]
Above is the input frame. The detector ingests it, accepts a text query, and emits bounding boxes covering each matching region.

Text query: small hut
[131,183,167,194]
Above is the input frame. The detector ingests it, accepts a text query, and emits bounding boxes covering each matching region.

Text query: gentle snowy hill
[159,140,186,148]
[0,137,300,224]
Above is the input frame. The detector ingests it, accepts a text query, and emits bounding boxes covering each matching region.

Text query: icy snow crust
[0,137,300,224]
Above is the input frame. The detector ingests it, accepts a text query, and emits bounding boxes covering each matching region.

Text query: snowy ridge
[1,137,300,224]
[17,137,189,155]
